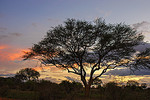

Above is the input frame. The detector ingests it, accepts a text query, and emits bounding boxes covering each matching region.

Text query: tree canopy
[23,18,150,96]
[15,68,40,81]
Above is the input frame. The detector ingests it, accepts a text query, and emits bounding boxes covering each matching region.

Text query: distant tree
[23,18,150,96]
[59,80,73,93]
[92,78,103,88]
[0,77,17,89]
[104,82,118,88]
[15,68,40,81]
[141,83,147,89]
[104,82,123,100]
[59,80,83,94]
[72,81,83,90]
[126,80,139,87]
[37,80,62,100]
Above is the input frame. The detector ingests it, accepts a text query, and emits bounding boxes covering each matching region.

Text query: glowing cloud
[0,45,29,61]
[0,45,8,50]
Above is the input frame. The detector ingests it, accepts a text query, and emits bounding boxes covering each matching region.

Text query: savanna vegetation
[0,75,150,100]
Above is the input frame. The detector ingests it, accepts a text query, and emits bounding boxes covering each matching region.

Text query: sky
[0,0,150,85]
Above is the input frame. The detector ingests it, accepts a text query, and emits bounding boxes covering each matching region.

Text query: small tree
[92,78,102,88]
[141,83,147,89]
[15,68,40,81]
[126,80,139,87]
[23,18,150,96]
[59,80,73,93]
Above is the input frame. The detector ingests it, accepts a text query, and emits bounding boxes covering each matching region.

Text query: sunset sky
[0,0,150,85]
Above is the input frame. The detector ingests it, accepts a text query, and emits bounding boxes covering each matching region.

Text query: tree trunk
[85,84,91,97]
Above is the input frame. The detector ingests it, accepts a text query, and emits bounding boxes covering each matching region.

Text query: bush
[20,80,38,91]
[141,83,147,89]
[59,80,83,94]
[0,86,9,97]
[6,90,39,100]
[38,80,64,100]
[104,82,126,100]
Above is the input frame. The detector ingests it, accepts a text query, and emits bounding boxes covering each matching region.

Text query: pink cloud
[0,44,30,61]
[0,45,8,50]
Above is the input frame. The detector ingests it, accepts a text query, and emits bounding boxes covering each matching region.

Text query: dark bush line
[0,77,150,100]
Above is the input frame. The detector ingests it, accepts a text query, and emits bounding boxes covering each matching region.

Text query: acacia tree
[23,19,150,96]
[15,68,40,81]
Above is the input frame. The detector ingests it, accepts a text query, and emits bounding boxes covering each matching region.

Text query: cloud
[0,74,15,77]
[34,66,51,72]
[96,74,150,87]
[132,21,150,30]
[105,67,150,76]
[44,77,61,83]
[0,45,9,50]
[65,76,81,82]
[0,45,29,61]
[0,49,38,76]
[138,76,150,84]
[132,21,150,42]
[33,65,62,72]
[135,42,150,52]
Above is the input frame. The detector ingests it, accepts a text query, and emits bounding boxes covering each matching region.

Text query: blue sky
[1,0,150,47]
[0,0,150,84]
[1,0,150,22]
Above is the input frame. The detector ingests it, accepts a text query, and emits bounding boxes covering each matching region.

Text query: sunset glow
[0,45,8,50]
[0,46,29,61]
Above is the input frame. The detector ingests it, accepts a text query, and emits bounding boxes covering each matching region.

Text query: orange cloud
[8,51,24,61]
[8,49,30,61]
[33,66,52,71]
[0,45,30,61]
[0,45,8,50]
[33,67,43,71]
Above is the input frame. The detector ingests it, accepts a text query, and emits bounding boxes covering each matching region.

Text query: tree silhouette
[141,83,147,89]
[23,18,150,96]
[59,80,82,94]
[126,80,140,90]
[15,68,40,81]
[126,80,139,87]
[92,78,102,88]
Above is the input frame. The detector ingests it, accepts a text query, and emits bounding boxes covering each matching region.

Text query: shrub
[0,86,9,97]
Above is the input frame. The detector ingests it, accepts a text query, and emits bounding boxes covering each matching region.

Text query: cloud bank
[132,21,150,42]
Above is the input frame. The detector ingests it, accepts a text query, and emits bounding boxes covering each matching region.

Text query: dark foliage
[0,77,150,100]
[59,80,83,94]
[15,68,40,81]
